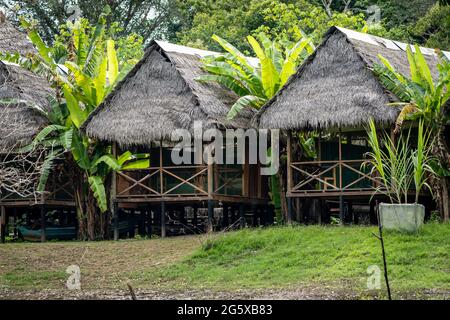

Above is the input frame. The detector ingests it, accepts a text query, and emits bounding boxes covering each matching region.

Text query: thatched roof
[82,41,255,147]
[0,12,36,57]
[0,15,53,151]
[255,26,450,131]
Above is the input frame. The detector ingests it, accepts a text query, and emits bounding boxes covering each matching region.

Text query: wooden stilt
[113,203,119,241]
[139,209,145,236]
[1,206,6,244]
[193,205,198,229]
[261,206,267,226]
[147,206,152,236]
[251,204,257,226]
[161,201,166,238]
[223,205,229,228]
[207,200,213,233]
[287,197,293,224]
[40,205,46,242]
[339,195,344,225]
[239,204,245,228]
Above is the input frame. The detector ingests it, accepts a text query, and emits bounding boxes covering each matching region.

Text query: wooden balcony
[114,163,266,204]
[287,159,385,198]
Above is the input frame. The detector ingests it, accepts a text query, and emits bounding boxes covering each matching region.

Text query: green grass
[1,224,448,298]
[1,271,66,289]
[133,223,450,296]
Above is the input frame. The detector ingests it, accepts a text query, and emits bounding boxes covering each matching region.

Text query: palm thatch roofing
[0,12,36,57]
[255,26,450,131]
[0,14,54,151]
[82,41,256,147]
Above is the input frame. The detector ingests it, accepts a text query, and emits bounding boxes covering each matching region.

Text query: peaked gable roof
[82,40,255,147]
[255,26,449,131]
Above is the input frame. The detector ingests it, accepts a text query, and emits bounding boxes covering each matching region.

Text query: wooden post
[239,204,245,228]
[287,131,293,195]
[261,207,267,226]
[338,127,343,190]
[111,143,118,218]
[193,205,198,229]
[287,197,293,224]
[113,203,119,241]
[287,131,293,225]
[338,128,344,225]
[1,206,6,244]
[147,206,152,236]
[159,140,164,195]
[40,205,46,242]
[207,162,214,196]
[222,206,229,228]
[161,201,166,238]
[207,200,213,233]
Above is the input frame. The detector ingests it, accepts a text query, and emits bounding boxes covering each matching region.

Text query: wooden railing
[213,166,243,196]
[116,163,247,199]
[0,165,74,203]
[116,165,209,198]
[289,159,385,195]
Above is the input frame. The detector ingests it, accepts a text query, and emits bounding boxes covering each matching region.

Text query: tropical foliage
[0,0,175,43]
[174,0,369,52]
[373,44,450,219]
[373,44,450,133]
[198,33,315,119]
[197,33,315,222]
[364,119,434,204]
[1,11,147,239]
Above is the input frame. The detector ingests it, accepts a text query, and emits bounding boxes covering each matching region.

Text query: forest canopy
[0,0,449,51]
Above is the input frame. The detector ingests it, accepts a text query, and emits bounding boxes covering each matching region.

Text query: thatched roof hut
[255,26,450,131]
[82,41,255,147]
[0,13,53,151]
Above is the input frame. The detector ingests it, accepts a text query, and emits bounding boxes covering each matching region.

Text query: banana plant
[197,32,315,119]
[29,105,149,213]
[1,13,146,218]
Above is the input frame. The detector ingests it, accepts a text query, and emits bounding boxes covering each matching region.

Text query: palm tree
[1,13,148,239]
[373,44,450,221]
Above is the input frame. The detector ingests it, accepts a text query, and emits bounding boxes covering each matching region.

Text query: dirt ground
[0,235,203,290]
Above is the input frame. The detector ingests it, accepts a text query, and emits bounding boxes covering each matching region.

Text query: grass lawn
[1,223,449,299]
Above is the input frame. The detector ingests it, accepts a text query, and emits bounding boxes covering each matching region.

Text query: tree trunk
[432,126,450,222]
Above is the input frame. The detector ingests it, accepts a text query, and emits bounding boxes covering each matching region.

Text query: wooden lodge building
[82,41,271,238]
[254,27,450,224]
[0,16,75,243]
